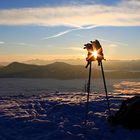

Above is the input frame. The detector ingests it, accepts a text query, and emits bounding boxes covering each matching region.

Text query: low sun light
[92,50,98,59]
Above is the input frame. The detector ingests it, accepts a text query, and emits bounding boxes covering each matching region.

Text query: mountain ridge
[0,61,139,79]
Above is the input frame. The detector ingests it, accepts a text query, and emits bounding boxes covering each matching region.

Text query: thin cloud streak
[42,25,128,48]
[64,47,84,51]
[98,38,128,46]
[42,25,100,40]
[10,42,33,47]
[3,42,34,47]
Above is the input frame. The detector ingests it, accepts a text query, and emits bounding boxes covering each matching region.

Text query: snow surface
[0,92,140,140]
[0,79,140,139]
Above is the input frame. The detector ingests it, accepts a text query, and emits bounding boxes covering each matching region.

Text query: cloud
[64,47,84,51]
[9,42,33,47]
[0,41,5,44]
[113,81,140,94]
[98,38,128,46]
[0,41,34,47]
[0,1,140,27]
[41,25,127,48]
[107,44,118,48]
[42,28,78,40]
[42,25,100,40]
[41,25,127,47]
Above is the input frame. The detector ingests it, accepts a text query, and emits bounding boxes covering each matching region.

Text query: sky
[0,0,140,62]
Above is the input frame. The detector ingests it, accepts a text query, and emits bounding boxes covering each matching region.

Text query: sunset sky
[0,0,140,62]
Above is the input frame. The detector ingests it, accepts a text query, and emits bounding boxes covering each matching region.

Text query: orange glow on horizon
[0,53,139,63]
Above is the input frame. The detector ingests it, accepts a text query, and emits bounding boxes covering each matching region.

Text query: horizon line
[0,59,140,65]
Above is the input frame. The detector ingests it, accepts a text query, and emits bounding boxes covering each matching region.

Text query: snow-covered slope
[0,92,140,140]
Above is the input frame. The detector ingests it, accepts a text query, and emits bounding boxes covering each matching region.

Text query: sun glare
[92,50,98,59]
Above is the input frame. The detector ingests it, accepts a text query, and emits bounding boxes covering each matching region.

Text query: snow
[0,78,140,139]
[0,92,140,140]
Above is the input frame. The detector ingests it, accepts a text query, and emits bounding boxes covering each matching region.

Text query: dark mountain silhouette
[23,58,84,65]
[0,65,3,68]
[103,60,140,71]
[0,62,39,76]
[0,62,88,79]
[0,62,139,79]
[22,59,140,72]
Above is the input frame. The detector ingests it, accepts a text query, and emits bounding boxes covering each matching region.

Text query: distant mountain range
[0,61,139,79]
[23,59,140,71]
[23,59,85,66]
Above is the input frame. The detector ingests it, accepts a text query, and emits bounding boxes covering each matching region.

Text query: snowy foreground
[0,92,140,140]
